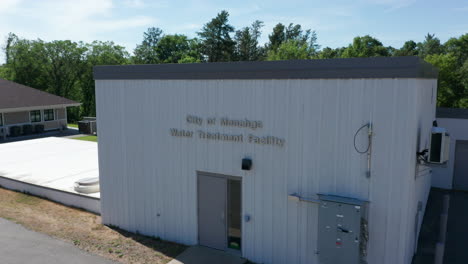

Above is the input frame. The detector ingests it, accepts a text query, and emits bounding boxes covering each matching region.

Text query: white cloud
[124,0,170,9]
[453,6,468,12]
[0,0,22,14]
[0,0,157,62]
[178,23,202,31]
[362,0,416,12]
[123,0,145,8]
[221,4,262,16]
[0,0,463,64]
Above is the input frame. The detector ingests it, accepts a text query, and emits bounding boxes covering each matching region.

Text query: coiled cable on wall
[354,123,371,154]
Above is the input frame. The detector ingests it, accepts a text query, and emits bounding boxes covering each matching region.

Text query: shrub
[34,124,45,134]
[9,126,21,137]
[22,124,33,135]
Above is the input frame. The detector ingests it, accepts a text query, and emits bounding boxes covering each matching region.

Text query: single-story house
[0,78,80,139]
[431,107,468,190]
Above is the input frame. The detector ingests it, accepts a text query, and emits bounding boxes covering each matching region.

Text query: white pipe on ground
[434,242,445,264]
[442,194,450,214]
[439,214,448,243]
[434,194,450,264]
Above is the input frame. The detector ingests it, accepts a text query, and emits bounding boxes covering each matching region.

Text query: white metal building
[432,107,468,190]
[94,57,438,264]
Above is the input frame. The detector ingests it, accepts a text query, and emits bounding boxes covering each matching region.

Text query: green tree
[341,35,390,58]
[3,33,48,89]
[234,20,264,61]
[178,38,203,63]
[425,53,466,107]
[285,24,304,41]
[42,40,87,121]
[433,34,468,108]
[417,33,444,58]
[5,32,16,64]
[394,40,418,56]
[444,34,468,66]
[458,60,468,107]
[267,23,319,57]
[4,35,88,121]
[268,23,286,52]
[81,41,129,116]
[156,34,201,63]
[0,65,6,78]
[42,40,87,99]
[386,46,396,56]
[267,40,311,60]
[198,10,235,62]
[318,47,346,59]
[133,27,163,64]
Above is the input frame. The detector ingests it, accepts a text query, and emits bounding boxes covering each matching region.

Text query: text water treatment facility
[94,57,444,264]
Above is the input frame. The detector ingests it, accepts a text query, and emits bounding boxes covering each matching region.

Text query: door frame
[452,140,468,191]
[196,171,242,252]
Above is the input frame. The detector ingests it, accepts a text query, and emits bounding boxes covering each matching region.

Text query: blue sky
[0,0,466,62]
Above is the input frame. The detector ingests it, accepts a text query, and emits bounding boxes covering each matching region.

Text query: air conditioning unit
[429,127,450,164]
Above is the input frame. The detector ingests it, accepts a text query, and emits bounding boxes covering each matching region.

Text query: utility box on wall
[317,194,367,264]
[429,127,450,164]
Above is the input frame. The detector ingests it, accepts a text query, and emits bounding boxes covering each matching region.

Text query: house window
[30,110,42,123]
[44,109,55,121]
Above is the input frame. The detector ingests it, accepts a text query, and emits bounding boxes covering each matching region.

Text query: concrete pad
[0,137,99,198]
[0,218,114,264]
[0,137,100,213]
[168,246,246,264]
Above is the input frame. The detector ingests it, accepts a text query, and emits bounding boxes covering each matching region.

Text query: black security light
[242,158,252,171]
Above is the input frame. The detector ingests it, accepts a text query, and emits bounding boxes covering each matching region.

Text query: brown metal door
[198,173,227,250]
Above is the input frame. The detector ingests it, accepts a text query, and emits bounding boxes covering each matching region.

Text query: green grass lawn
[73,135,97,142]
[68,123,78,128]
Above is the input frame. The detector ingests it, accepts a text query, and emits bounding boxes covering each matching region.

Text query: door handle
[338,227,350,233]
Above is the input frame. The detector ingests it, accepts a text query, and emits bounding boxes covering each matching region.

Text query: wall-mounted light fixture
[242,158,252,170]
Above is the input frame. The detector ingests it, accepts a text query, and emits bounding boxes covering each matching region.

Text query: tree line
[1,10,467,121]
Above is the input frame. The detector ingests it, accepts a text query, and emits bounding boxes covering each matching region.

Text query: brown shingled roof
[0,78,80,111]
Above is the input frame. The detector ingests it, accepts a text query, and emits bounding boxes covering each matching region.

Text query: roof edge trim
[94,57,438,80]
[0,103,81,113]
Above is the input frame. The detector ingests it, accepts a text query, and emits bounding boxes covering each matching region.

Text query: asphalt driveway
[413,188,468,264]
[0,218,114,264]
[444,191,468,263]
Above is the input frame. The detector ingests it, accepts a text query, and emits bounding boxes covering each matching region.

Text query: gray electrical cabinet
[317,194,367,264]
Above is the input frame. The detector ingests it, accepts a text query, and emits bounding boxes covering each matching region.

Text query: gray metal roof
[436,107,468,119]
[93,56,438,80]
[0,79,80,111]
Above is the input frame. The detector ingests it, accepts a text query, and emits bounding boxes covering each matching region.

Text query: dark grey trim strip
[437,107,468,119]
[94,56,438,80]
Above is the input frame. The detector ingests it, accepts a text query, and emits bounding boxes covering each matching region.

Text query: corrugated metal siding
[96,78,434,264]
[402,79,436,263]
